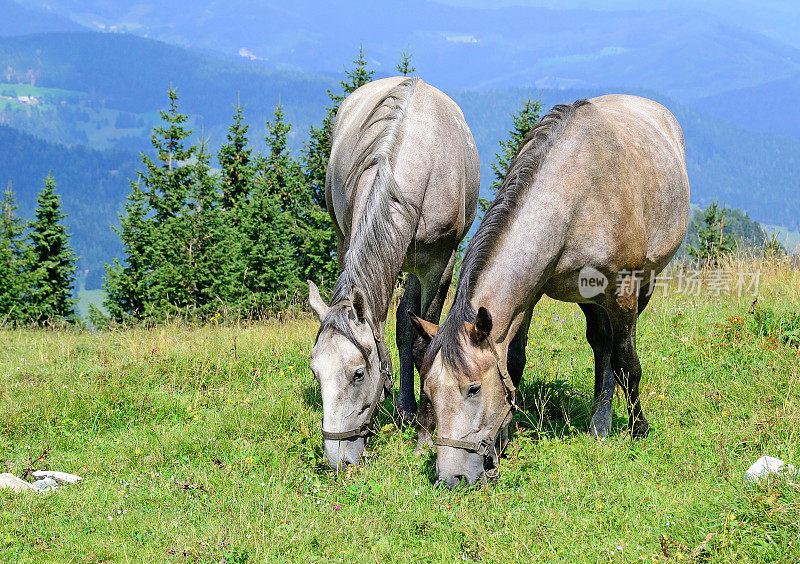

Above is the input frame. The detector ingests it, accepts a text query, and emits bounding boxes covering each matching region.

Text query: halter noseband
[434,336,518,462]
[320,309,394,442]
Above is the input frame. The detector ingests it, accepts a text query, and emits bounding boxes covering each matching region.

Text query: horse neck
[465,204,566,345]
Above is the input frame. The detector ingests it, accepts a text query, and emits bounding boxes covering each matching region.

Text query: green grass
[1,264,799,562]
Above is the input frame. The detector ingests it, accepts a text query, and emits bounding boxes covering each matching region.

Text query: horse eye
[353,368,365,383]
[467,384,481,398]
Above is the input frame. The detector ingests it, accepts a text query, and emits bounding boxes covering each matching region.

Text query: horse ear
[408,311,439,342]
[307,280,329,323]
[351,286,369,324]
[469,307,492,345]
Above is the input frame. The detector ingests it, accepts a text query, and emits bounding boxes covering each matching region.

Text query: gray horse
[410,95,690,488]
[308,77,479,469]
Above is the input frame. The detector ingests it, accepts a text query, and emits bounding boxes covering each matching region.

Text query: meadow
[1,257,798,562]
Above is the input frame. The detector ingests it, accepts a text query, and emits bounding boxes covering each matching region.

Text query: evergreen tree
[218,101,253,210]
[396,50,416,76]
[105,89,226,322]
[104,177,153,321]
[141,88,196,221]
[688,201,737,266]
[161,139,227,316]
[480,96,543,214]
[237,105,302,313]
[0,185,27,323]
[26,174,77,324]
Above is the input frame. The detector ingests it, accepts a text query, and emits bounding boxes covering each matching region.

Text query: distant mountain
[437,1,800,50]
[694,75,800,141]
[0,32,336,149]
[0,0,85,35]
[12,0,800,105]
[0,125,138,282]
[0,30,797,287]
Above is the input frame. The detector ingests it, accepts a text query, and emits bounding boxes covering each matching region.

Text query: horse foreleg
[396,273,421,426]
[414,251,456,450]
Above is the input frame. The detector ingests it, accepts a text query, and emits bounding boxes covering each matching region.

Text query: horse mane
[428,98,590,372]
[329,77,421,322]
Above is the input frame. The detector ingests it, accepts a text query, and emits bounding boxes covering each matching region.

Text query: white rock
[0,473,33,492]
[31,470,82,484]
[31,477,58,492]
[745,456,797,482]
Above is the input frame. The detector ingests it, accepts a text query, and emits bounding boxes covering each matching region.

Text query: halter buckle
[476,437,494,457]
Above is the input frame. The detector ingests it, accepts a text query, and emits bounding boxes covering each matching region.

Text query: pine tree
[105,89,221,322]
[25,174,77,324]
[141,88,196,221]
[480,96,543,214]
[218,101,253,210]
[237,105,302,313]
[0,185,27,323]
[167,139,226,315]
[396,50,416,76]
[688,202,737,266]
[104,177,153,322]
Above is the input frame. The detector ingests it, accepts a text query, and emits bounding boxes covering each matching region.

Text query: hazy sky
[434,0,800,47]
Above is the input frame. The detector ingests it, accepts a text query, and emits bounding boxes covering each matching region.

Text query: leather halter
[320,310,394,442]
[434,336,518,460]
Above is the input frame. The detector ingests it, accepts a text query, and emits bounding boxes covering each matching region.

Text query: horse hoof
[397,408,417,428]
[631,419,650,439]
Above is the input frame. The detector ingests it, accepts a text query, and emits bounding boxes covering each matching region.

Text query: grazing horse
[410,95,690,488]
[308,77,479,469]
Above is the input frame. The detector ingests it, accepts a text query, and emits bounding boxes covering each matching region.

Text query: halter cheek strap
[320,316,394,441]
[434,336,518,462]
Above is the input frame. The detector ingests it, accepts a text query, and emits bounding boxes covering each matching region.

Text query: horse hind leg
[607,280,650,439]
[579,303,615,439]
[396,273,422,426]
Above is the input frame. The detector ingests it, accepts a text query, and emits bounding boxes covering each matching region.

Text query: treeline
[1,46,792,327]
[0,176,78,325]
[97,49,379,324]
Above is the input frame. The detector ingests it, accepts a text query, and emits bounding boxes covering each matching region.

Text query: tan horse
[308,77,479,469]
[410,95,690,487]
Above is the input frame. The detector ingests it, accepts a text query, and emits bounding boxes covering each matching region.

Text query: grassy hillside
[1,256,798,560]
